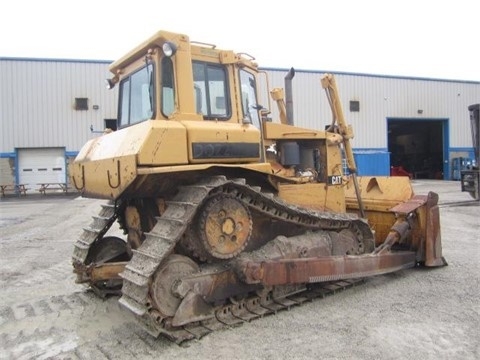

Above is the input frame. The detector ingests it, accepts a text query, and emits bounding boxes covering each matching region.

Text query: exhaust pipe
[285,67,295,126]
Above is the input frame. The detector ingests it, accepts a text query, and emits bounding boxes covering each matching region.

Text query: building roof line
[260,67,480,85]
[0,56,113,65]
[1,56,479,84]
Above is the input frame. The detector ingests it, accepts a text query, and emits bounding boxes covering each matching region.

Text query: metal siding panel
[0,61,13,152]
[0,59,118,153]
[265,70,388,148]
[1,60,479,156]
[262,69,479,151]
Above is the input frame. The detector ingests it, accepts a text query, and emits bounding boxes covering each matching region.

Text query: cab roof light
[162,42,177,57]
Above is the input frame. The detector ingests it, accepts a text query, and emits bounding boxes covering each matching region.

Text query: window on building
[350,100,360,112]
[75,98,88,110]
[192,61,230,120]
[118,63,154,127]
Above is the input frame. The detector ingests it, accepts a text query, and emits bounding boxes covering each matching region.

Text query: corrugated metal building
[0,57,479,189]
[0,58,118,189]
[264,68,479,179]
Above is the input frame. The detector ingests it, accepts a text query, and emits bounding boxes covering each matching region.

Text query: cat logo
[328,175,343,185]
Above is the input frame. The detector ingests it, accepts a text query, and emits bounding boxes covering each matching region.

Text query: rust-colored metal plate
[89,262,126,282]
[241,251,416,286]
[390,195,427,214]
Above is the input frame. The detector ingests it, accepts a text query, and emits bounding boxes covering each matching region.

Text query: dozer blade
[391,191,446,267]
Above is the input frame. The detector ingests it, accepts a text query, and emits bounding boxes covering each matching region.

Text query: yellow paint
[345,176,414,212]
[344,176,415,244]
[278,182,346,212]
[263,122,326,140]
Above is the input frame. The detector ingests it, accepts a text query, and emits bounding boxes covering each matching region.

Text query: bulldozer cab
[110,30,271,165]
[73,30,347,210]
[109,30,264,134]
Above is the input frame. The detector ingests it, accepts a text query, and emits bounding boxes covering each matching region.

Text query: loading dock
[387,119,448,179]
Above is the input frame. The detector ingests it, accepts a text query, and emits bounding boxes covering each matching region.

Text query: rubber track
[118,175,372,343]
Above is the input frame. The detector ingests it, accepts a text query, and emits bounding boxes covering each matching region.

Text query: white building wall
[0,58,118,153]
[1,59,478,184]
[262,68,480,149]
[1,59,479,154]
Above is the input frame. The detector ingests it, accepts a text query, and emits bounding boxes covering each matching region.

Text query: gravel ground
[0,180,478,360]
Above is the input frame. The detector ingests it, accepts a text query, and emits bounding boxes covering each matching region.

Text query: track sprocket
[198,194,253,260]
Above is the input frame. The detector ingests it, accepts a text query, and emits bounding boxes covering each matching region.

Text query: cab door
[182,61,261,164]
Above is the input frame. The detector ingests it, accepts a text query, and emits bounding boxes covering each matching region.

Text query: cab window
[118,63,154,127]
[193,61,230,120]
[161,57,175,117]
[239,69,260,128]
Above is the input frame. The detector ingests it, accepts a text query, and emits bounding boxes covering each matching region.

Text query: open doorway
[388,119,448,179]
[104,119,118,131]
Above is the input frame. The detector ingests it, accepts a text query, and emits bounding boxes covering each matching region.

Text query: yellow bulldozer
[70,30,446,343]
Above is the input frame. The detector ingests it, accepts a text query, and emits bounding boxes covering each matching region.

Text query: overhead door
[18,148,66,190]
[387,119,447,180]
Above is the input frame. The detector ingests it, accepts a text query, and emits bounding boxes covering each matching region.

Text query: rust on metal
[89,262,126,282]
[199,195,253,259]
[390,194,427,214]
[71,175,446,344]
[240,252,416,286]
[424,192,447,267]
[175,268,259,304]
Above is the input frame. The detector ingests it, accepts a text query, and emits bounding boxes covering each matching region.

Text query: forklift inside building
[388,119,446,179]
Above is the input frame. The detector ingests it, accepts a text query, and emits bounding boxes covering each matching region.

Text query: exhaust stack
[285,67,295,125]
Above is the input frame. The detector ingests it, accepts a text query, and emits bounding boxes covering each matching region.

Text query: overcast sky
[1,0,478,81]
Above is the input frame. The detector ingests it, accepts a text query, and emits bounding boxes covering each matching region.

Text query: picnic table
[37,182,68,195]
[0,184,29,197]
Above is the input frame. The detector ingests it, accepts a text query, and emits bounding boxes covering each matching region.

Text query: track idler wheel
[150,255,199,317]
[198,194,253,260]
[85,236,130,295]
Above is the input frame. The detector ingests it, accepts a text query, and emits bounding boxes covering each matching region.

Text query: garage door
[18,148,66,190]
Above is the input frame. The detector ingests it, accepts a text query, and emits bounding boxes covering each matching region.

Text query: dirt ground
[0,180,478,360]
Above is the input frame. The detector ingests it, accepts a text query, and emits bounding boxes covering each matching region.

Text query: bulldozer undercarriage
[72,175,427,344]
